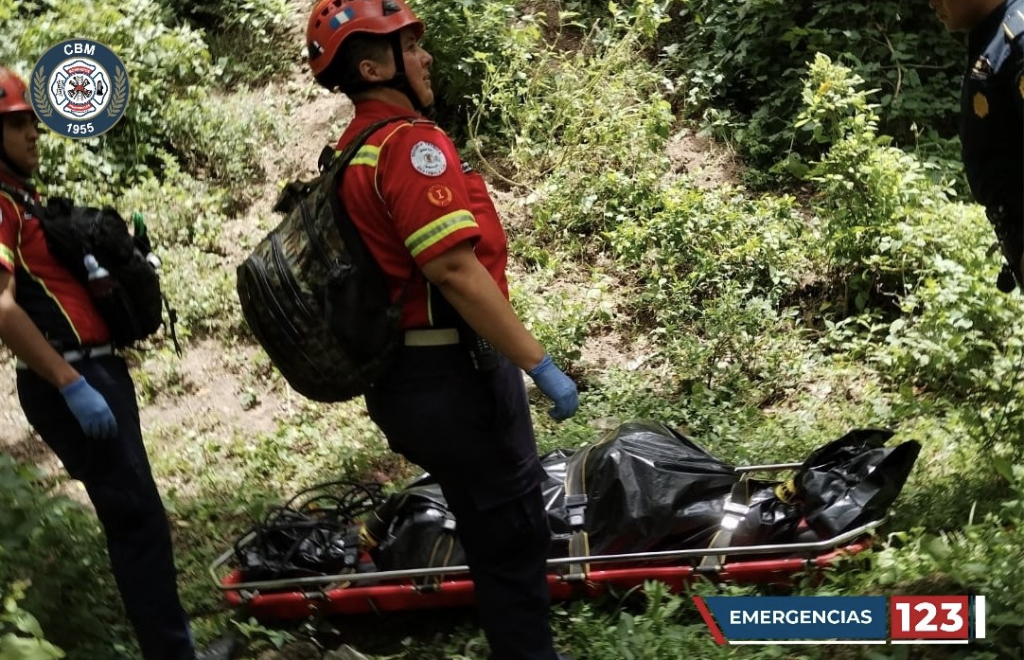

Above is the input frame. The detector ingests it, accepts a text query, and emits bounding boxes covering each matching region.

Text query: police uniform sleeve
[0,193,20,273]
[1008,6,1024,120]
[376,123,481,267]
[1013,51,1023,120]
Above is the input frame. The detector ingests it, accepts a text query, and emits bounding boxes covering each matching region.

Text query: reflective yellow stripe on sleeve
[350,145,379,168]
[0,191,20,268]
[405,210,477,259]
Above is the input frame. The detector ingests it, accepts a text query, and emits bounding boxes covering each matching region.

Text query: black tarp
[236,420,921,579]
[368,421,919,572]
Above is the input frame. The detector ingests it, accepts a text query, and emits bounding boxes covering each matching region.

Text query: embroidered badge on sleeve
[411,141,447,176]
[427,184,453,207]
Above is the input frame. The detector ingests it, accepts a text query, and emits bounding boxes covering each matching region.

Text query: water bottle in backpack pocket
[37,201,165,347]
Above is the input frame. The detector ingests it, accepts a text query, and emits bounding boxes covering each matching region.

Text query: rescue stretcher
[210,458,884,621]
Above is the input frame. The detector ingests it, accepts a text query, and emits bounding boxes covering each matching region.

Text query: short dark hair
[316,32,392,94]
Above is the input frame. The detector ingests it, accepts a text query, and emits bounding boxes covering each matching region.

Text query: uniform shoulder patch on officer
[974,91,990,118]
[427,183,453,208]
[410,141,447,177]
[1002,9,1024,41]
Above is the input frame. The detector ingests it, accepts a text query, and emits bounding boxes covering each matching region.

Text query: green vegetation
[1,0,1022,659]
[666,0,964,178]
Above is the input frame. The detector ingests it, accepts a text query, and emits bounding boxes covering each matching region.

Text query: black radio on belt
[461,327,500,372]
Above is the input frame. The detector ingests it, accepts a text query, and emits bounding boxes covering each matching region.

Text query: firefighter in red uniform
[305,1,579,658]
[0,67,233,660]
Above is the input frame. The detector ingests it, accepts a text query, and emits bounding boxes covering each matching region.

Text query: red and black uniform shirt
[337,99,510,329]
[0,171,109,348]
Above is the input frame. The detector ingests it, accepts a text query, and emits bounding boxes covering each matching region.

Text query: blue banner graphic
[704,596,888,641]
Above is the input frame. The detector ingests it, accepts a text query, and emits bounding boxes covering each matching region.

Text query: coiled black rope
[234,480,387,581]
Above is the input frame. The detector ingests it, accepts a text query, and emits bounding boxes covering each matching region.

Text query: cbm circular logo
[30,39,130,139]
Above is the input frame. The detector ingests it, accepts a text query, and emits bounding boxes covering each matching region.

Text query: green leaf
[0,633,65,660]
[992,456,1015,483]
[923,535,952,560]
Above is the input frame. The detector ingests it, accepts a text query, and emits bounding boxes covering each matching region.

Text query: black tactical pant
[366,344,558,660]
[18,354,194,660]
[986,206,1024,290]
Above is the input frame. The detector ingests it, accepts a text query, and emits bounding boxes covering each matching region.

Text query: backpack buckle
[317,145,336,173]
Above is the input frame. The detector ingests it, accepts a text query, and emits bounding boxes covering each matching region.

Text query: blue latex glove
[527,354,579,421]
[60,376,118,439]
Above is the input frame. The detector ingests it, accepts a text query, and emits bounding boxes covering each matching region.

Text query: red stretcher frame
[210,462,882,621]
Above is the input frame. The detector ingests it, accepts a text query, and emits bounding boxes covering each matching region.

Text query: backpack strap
[323,115,418,252]
[327,116,422,308]
[324,115,422,173]
[0,179,36,215]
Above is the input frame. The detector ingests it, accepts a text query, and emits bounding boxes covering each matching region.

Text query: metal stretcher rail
[209,461,884,595]
[210,518,883,593]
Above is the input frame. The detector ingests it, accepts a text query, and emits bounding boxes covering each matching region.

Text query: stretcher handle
[733,462,803,473]
[210,518,884,593]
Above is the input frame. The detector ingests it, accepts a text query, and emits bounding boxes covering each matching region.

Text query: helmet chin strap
[338,33,432,112]
[379,32,427,112]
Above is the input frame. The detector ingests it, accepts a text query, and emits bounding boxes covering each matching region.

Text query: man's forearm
[425,254,546,371]
[437,271,546,371]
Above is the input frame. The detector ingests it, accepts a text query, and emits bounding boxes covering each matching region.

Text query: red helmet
[0,68,32,116]
[307,0,424,77]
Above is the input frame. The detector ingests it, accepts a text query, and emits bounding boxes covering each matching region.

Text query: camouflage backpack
[237,116,417,402]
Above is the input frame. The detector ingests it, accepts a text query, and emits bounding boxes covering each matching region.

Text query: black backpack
[237,116,419,402]
[0,182,167,349]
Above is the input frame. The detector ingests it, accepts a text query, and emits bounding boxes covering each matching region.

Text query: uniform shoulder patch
[410,140,447,177]
[1003,8,1024,42]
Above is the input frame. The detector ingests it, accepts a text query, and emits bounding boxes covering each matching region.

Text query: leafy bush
[159,0,294,86]
[800,54,956,311]
[411,0,523,132]
[1,0,271,200]
[469,6,673,181]
[460,2,673,246]
[158,246,244,341]
[801,56,1024,422]
[0,455,130,659]
[608,185,813,320]
[667,0,963,173]
[118,157,232,253]
[0,581,65,660]
[876,238,1024,401]
[511,269,616,373]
